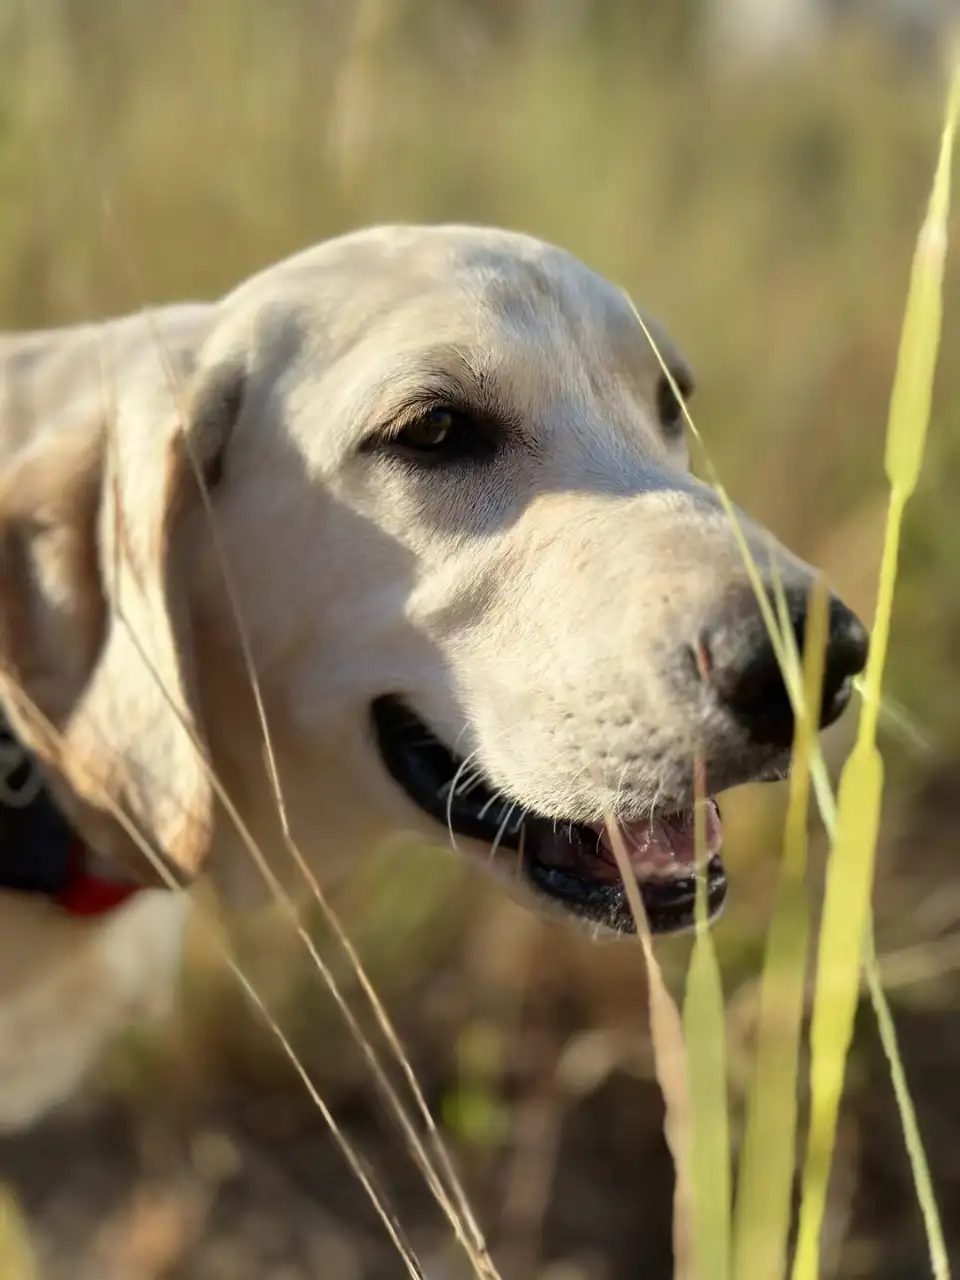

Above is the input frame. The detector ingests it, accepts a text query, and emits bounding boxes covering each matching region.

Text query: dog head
[0,226,868,934]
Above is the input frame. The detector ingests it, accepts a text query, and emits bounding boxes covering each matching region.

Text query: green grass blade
[683,937,730,1280]
[883,69,959,499]
[792,742,884,1280]
[683,780,731,1280]
[793,61,960,1280]
[863,932,950,1280]
[732,581,828,1280]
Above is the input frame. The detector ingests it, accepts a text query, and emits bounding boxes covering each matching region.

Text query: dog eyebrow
[365,347,512,429]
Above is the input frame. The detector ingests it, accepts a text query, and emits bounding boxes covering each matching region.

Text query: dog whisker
[477,787,510,822]
[488,801,520,865]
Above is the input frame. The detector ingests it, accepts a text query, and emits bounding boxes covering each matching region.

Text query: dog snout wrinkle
[698,585,869,749]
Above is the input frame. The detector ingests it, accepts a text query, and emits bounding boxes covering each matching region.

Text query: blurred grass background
[1,2,960,1277]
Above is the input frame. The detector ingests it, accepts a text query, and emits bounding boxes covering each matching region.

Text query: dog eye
[655,372,690,437]
[398,408,456,451]
[386,406,498,465]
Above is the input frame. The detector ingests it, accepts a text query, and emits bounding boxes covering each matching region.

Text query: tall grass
[731,581,829,1280]
[629,56,958,1275]
[792,58,960,1280]
[683,789,732,1280]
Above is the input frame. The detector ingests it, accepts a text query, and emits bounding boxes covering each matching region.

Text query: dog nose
[698,585,869,749]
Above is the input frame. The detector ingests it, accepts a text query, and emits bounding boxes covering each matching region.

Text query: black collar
[0,715,140,916]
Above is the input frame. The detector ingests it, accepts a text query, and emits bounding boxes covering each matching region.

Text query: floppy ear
[0,348,244,886]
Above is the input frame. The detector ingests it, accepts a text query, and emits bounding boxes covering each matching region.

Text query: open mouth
[371,696,727,936]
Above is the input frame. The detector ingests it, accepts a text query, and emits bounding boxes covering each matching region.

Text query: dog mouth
[371,696,727,936]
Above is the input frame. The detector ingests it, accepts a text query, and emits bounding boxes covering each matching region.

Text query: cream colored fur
[0,224,829,1129]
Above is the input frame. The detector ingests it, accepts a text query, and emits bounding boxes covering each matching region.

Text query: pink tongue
[596,802,722,879]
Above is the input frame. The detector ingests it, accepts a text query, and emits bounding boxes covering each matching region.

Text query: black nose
[699,585,869,749]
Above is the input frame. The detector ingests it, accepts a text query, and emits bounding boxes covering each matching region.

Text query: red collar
[55,843,142,918]
[0,713,143,919]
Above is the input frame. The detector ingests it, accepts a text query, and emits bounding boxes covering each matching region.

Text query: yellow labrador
[0,224,867,1129]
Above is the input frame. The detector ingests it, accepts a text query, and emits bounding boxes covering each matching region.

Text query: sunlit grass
[730,581,828,1280]
[792,58,960,1280]
[682,779,732,1280]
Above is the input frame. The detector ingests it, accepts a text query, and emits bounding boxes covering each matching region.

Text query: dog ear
[0,346,245,885]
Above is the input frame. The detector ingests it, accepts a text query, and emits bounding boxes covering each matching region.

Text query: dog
[0,224,868,1130]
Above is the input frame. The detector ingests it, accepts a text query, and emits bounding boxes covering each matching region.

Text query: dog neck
[0,716,141,918]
